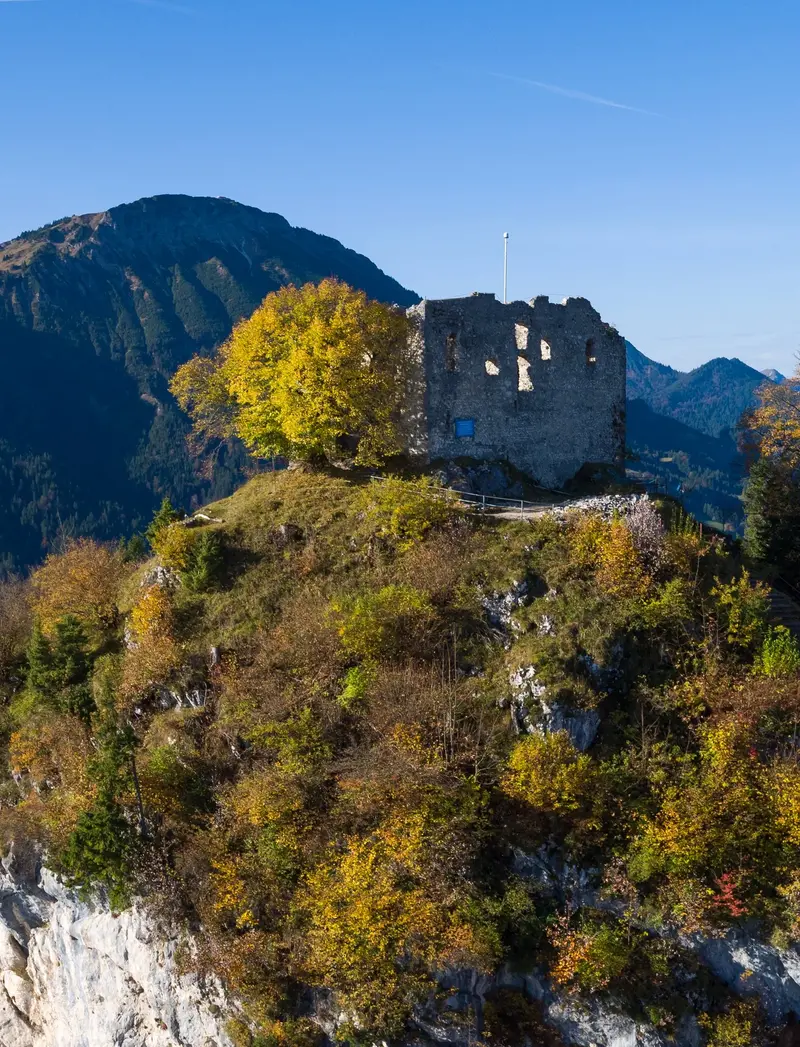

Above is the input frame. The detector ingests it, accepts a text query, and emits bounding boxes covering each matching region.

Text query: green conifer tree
[744,458,800,584]
[182,531,224,592]
[25,622,57,705]
[145,497,183,546]
[51,615,94,721]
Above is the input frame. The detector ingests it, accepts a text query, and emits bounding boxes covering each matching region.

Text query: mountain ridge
[0,194,419,567]
[626,340,772,438]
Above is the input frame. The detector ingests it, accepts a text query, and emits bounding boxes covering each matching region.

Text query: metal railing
[368,475,573,520]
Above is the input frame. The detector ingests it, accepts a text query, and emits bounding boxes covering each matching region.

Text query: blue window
[454,418,475,438]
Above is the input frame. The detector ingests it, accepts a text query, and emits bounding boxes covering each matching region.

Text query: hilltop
[2,468,800,1045]
[0,192,783,562]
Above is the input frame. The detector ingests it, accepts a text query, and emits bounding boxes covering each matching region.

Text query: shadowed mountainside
[0,194,419,568]
[626,340,770,438]
[625,342,775,531]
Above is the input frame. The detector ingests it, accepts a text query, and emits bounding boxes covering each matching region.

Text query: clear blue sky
[2,0,799,375]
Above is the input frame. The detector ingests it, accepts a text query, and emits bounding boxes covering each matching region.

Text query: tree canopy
[744,366,800,469]
[742,366,800,579]
[170,279,414,467]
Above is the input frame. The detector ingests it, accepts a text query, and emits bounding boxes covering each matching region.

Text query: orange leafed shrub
[9,713,93,791]
[30,539,128,636]
[121,584,182,700]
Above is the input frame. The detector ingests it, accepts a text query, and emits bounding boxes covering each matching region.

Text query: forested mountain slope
[0,195,418,568]
[626,341,770,438]
[625,342,777,531]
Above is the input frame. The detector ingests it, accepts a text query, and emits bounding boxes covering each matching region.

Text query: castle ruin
[404,292,626,488]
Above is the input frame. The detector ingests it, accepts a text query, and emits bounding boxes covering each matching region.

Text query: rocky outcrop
[0,860,233,1047]
[508,664,601,750]
[4,854,800,1047]
[691,929,800,1024]
[424,966,699,1047]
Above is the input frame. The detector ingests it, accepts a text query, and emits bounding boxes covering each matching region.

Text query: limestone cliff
[4,859,800,1047]
[0,860,233,1047]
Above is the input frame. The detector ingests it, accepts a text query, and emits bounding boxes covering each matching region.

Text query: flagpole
[503,232,509,303]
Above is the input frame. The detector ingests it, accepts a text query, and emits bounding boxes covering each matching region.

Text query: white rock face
[508,665,601,750]
[691,929,800,1023]
[0,863,233,1047]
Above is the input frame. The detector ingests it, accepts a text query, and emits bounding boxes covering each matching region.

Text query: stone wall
[406,293,626,488]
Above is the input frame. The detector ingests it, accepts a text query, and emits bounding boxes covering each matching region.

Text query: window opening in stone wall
[585,338,597,365]
[540,339,551,361]
[454,418,475,438]
[445,333,458,372]
[515,324,529,352]
[517,355,533,391]
[485,359,500,376]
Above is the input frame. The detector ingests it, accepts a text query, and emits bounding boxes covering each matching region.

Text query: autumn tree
[743,368,800,580]
[120,584,182,701]
[170,279,414,466]
[29,538,128,638]
[745,368,800,468]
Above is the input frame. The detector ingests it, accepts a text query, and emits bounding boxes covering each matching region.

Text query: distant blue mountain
[624,342,774,531]
[626,341,771,438]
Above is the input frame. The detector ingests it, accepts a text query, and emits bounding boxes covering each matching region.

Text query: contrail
[126,0,196,13]
[488,71,661,117]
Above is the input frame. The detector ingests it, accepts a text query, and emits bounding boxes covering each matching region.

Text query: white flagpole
[503,232,509,303]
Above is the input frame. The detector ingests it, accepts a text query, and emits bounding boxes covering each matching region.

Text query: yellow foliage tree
[501,731,602,819]
[171,279,414,466]
[150,523,197,572]
[121,584,182,700]
[596,518,651,600]
[299,805,497,1034]
[30,539,128,637]
[745,368,800,468]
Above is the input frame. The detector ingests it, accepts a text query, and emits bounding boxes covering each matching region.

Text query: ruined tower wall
[405,293,626,488]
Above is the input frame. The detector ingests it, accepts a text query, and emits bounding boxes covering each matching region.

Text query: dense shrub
[29,538,128,637]
[356,475,461,550]
[754,626,800,678]
[331,584,437,662]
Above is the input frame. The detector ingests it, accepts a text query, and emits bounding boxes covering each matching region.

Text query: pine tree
[26,615,94,720]
[51,615,94,721]
[60,795,135,909]
[145,497,183,545]
[60,679,146,904]
[182,531,224,592]
[25,622,57,705]
[744,458,800,584]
